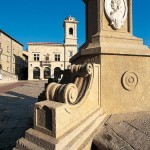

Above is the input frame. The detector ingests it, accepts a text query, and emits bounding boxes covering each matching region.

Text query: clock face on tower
[105,0,128,30]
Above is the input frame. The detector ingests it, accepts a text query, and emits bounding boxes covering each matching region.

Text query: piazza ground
[0,80,47,150]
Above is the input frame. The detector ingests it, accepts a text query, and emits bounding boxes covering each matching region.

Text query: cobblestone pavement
[0,80,47,150]
[93,111,150,150]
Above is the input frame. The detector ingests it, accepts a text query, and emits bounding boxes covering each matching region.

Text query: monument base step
[14,109,108,150]
[25,128,55,149]
[16,137,45,150]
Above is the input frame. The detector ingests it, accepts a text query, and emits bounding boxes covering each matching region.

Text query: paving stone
[126,119,150,137]
[93,112,150,150]
[111,121,150,150]
[93,125,134,150]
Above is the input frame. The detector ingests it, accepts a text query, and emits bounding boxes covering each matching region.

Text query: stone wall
[0,30,24,74]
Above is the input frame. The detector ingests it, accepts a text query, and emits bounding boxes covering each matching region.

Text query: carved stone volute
[71,63,93,78]
[46,63,93,105]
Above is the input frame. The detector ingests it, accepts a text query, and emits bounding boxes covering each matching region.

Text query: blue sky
[0,0,150,50]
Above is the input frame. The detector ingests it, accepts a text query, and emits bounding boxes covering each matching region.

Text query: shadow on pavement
[0,91,37,150]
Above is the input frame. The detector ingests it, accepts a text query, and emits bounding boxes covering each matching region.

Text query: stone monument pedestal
[13,0,150,149]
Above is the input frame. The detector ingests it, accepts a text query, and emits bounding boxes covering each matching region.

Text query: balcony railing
[40,60,51,66]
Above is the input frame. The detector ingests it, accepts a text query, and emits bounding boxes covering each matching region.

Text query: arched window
[0,64,2,70]
[69,28,73,35]
[33,67,40,79]
[54,67,61,79]
[44,67,51,79]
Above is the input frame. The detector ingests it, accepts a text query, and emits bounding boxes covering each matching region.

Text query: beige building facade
[28,16,78,80]
[0,29,26,82]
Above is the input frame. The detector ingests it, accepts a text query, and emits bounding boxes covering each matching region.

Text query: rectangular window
[37,54,39,61]
[34,54,36,61]
[58,55,60,61]
[7,67,9,72]
[0,43,1,48]
[55,54,60,61]
[34,54,40,61]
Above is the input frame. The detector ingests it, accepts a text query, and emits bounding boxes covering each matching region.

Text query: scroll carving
[46,63,93,105]
[71,63,93,77]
